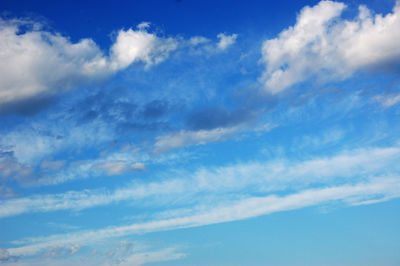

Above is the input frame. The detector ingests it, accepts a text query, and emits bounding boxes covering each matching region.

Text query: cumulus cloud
[0,18,178,113]
[217,33,238,50]
[109,28,178,70]
[91,161,146,175]
[261,0,400,93]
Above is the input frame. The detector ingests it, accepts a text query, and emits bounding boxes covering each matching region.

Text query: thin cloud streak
[1,146,399,218]
[7,176,400,257]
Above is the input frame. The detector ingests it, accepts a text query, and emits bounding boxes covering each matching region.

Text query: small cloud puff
[217,33,238,50]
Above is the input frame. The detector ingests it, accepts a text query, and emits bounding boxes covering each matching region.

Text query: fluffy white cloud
[109,28,178,70]
[217,33,238,50]
[261,1,400,93]
[0,18,108,106]
[0,18,178,108]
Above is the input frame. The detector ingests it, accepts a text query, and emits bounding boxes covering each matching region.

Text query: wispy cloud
[91,161,146,175]
[374,93,400,108]
[1,145,399,219]
[6,176,400,258]
[154,126,240,153]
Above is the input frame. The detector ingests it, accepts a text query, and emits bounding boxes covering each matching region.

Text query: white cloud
[41,244,80,259]
[6,177,400,258]
[374,93,400,107]
[1,145,399,218]
[91,161,146,175]
[118,248,185,266]
[217,33,238,50]
[188,36,210,46]
[0,18,178,108]
[0,18,108,106]
[136,21,151,31]
[154,126,239,153]
[109,28,178,70]
[261,1,400,93]
[0,119,113,165]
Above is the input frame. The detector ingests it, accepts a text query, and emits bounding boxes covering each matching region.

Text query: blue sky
[0,0,400,265]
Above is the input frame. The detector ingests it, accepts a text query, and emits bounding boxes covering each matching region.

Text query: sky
[0,0,400,265]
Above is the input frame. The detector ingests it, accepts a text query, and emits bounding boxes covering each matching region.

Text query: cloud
[41,244,80,259]
[0,18,178,114]
[154,126,240,153]
[0,152,33,183]
[6,177,400,258]
[0,18,108,109]
[217,33,238,50]
[91,161,146,175]
[261,0,400,93]
[0,119,113,166]
[188,36,210,46]
[118,248,185,266]
[0,248,10,261]
[136,21,151,31]
[1,145,399,219]
[373,93,400,107]
[109,28,178,70]
[0,248,18,263]
[0,186,17,199]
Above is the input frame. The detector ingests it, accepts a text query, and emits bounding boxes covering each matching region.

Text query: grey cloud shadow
[0,95,58,117]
